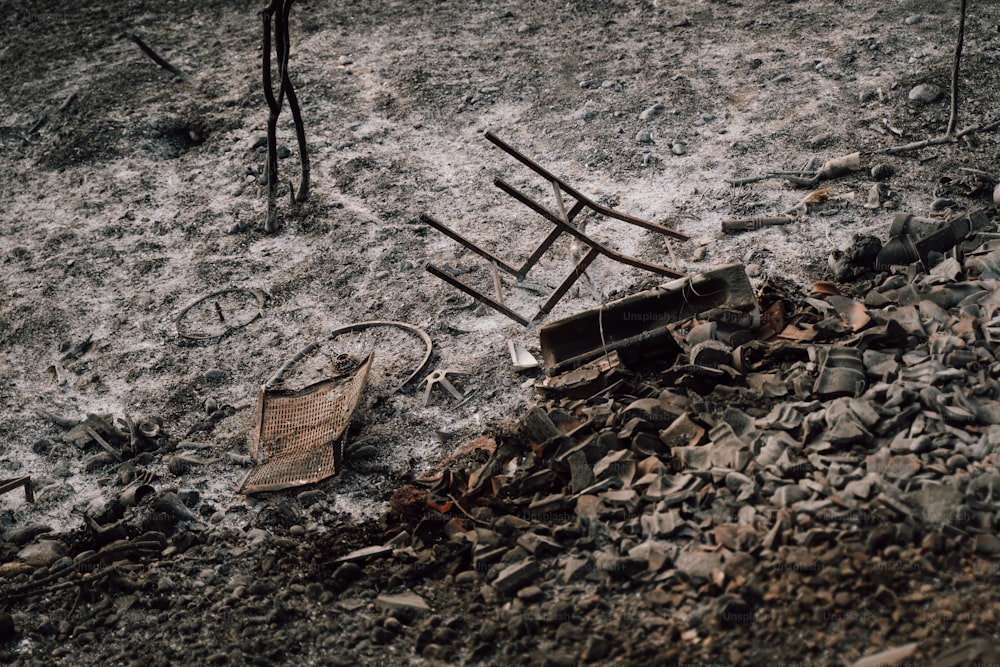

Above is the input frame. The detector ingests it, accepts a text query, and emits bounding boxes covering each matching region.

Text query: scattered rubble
[325,203,1000,663]
[7,1,1000,664]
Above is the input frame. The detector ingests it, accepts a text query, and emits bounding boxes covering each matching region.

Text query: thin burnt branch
[263,0,281,232]
[280,0,310,202]
[883,0,984,154]
[883,118,1000,155]
[260,0,310,232]
[130,34,189,81]
[947,0,968,136]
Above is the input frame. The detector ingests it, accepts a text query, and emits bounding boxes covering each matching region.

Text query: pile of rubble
[370,206,1000,663]
[5,206,1000,664]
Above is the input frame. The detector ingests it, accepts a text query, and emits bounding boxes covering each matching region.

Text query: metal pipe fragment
[721,216,794,234]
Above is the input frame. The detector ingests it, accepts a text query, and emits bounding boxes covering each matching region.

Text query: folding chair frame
[422,132,688,326]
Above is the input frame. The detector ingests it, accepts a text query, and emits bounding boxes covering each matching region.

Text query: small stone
[246,528,269,546]
[581,635,610,662]
[276,145,291,159]
[289,525,306,537]
[18,540,65,567]
[493,559,540,595]
[771,485,810,508]
[332,562,364,587]
[908,83,942,104]
[849,643,917,667]
[297,489,325,507]
[904,15,921,25]
[921,532,947,555]
[0,612,16,641]
[434,626,458,644]
[3,524,53,546]
[635,129,654,144]
[639,103,664,121]
[930,197,957,212]
[203,369,226,382]
[946,454,969,472]
[674,550,724,581]
[455,571,479,585]
[516,533,562,558]
[516,586,544,602]
[559,556,590,583]
[671,142,686,156]
[974,533,1000,555]
[494,515,532,535]
[338,55,353,65]
[371,626,394,644]
[723,552,756,579]
[871,163,894,181]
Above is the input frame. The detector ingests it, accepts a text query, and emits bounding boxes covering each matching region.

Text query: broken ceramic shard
[508,340,539,372]
[813,347,865,398]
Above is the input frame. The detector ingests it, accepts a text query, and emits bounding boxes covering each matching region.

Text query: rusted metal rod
[0,476,33,502]
[423,133,688,327]
[420,213,524,277]
[494,177,684,278]
[279,0,309,202]
[427,265,530,326]
[536,248,600,318]
[485,131,687,240]
[721,216,794,234]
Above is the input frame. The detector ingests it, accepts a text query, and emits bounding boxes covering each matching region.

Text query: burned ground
[3,0,1000,665]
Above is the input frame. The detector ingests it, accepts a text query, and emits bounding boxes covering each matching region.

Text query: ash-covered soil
[2,0,1000,665]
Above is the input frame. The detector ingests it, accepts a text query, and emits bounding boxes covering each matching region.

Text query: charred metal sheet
[422,132,689,326]
[539,264,758,376]
[240,351,372,495]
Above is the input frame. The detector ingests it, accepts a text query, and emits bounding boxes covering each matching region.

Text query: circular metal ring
[327,320,433,393]
[175,288,265,340]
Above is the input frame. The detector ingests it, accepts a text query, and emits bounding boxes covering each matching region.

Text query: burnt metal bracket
[0,476,34,502]
[422,132,689,327]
